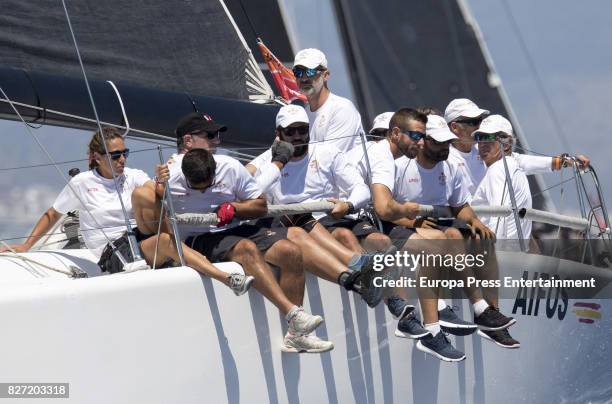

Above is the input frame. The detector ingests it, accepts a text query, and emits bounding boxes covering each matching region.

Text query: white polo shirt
[250,145,370,218]
[53,167,150,259]
[449,144,552,196]
[168,154,262,238]
[346,138,395,192]
[306,92,363,152]
[393,157,470,207]
[471,156,532,239]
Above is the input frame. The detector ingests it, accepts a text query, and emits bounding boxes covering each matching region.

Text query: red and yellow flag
[257,38,306,103]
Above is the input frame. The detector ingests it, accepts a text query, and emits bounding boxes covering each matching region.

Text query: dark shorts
[186,224,288,263]
[269,213,380,239]
[98,228,152,274]
[380,220,417,249]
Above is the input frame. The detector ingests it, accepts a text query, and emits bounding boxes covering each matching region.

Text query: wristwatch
[346,202,356,214]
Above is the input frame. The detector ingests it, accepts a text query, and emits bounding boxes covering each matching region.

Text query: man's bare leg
[263,239,305,306]
[309,223,358,265]
[139,233,230,283]
[228,239,296,315]
[286,227,348,283]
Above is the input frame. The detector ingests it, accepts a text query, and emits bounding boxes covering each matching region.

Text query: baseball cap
[293,48,328,69]
[176,112,227,138]
[426,114,458,142]
[276,104,309,128]
[472,115,514,137]
[444,98,490,123]
[369,112,394,134]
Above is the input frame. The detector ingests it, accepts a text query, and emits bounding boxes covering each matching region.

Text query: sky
[1,0,611,242]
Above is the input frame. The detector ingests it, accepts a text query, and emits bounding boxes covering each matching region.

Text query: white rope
[106,80,130,137]
[175,201,588,232]
[0,242,73,277]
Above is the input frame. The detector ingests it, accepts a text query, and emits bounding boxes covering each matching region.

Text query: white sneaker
[281,332,334,353]
[288,307,323,335]
[227,273,254,296]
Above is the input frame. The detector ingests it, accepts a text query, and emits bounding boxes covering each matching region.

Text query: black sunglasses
[186,177,215,191]
[106,149,130,160]
[454,118,483,127]
[425,136,450,146]
[370,129,388,138]
[283,126,309,136]
[399,129,425,141]
[192,130,221,140]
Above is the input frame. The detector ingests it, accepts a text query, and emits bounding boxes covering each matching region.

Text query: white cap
[444,98,490,123]
[275,104,309,128]
[369,112,394,134]
[426,114,457,142]
[293,48,328,69]
[472,114,514,137]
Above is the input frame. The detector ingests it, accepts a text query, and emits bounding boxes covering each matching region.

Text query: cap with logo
[472,115,514,137]
[444,98,490,123]
[293,48,328,69]
[176,112,227,138]
[426,114,458,142]
[369,112,394,134]
[276,104,310,128]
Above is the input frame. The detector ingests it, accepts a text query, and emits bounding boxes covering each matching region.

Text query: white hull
[0,250,610,403]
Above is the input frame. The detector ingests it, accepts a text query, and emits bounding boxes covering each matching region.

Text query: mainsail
[0,0,278,149]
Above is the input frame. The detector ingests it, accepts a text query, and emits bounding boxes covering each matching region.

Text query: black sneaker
[416,332,466,362]
[386,295,415,320]
[478,328,521,349]
[474,306,516,331]
[340,270,362,293]
[395,312,430,339]
[439,305,478,336]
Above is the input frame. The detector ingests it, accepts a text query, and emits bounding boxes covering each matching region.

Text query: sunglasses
[474,133,510,143]
[454,118,483,127]
[106,149,130,160]
[425,136,450,146]
[283,126,309,136]
[399,129,425,141]
[186,177,215,191]
[370,129,388,138]
[192,130,221,140]
[292,67,323,79]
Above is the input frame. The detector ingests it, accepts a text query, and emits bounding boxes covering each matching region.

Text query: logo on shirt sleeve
[438,173,447,185]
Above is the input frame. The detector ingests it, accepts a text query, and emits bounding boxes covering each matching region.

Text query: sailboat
[1,1,611,403]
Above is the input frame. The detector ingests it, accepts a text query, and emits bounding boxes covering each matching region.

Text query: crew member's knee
[232,239,260,262]
[333,228,358,246]
[363,232,391,251]
[272,239,303,270]
[444,227,464,240]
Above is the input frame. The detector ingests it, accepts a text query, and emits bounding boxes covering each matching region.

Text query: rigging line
[0,98,174,143]
[530,176,577,199]
[0,85,118,252]
[500,0,571,151]
[0,217,170,245]
[236,0,259,39]
[106,81,130,137]
[0,144,176,172]
[61,0,140,262]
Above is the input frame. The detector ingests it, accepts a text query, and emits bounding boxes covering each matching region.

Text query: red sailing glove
[216,202,236,227]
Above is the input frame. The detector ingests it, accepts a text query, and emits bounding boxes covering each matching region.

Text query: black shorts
[380,220,417,249]
[98,228,151,274]
[317,215,380,238]
[270,213,380,239]
[186,224,288,263]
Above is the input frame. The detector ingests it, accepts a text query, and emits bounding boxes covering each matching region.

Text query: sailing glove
[216,202,235,227]
[271,140,295,165]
